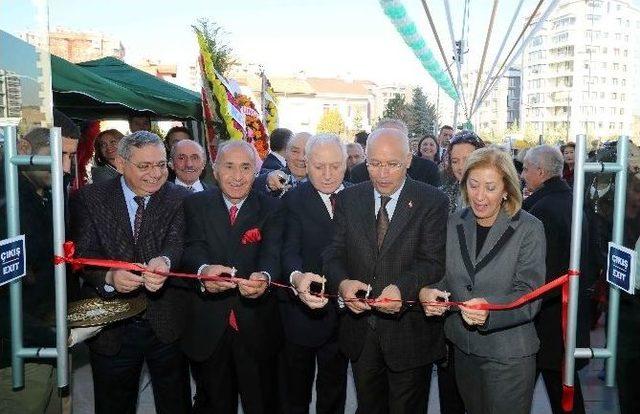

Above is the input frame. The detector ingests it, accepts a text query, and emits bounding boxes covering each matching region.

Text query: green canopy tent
[78,57,202,120]
[51,54,159,120]
[51,55,202,121]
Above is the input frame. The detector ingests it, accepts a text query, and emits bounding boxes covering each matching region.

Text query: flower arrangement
[236,94,269,159]
[196,31,244,142]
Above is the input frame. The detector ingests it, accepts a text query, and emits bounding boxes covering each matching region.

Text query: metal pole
[475,0,526,113]
[474,0,562,116]
[4,125,24,389]
[605,136,629,386]
[4,126,68,389]
[49,127,69,389]
[443,0,468,122]
[563,134,587,391]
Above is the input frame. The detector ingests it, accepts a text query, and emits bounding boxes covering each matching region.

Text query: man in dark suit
[522,145,591,414]
[322,127,448,413]
[181,140,284,414]
[281,133,350,414]
[349,119,440,187]
[254,132,311,197]
[71,131,191,414]
[260,127,292,173]
[169,139,208,192]
[437,124,455,159]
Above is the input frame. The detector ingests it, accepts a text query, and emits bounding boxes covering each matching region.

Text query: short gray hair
[375,118,409,136]
[170,139,205,160]
[524,144,564,178]
[287,132,312,152]
[214,140,257,172]
[305,133,347,161]
[117,130,164,160]
[366,127,410,157]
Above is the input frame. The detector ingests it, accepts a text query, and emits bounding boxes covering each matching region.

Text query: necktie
[229,205,238,226]
[376,196,391,249]
[186,185,194,193]
[228,203,240,332]
[329,193,337,216]
[133,196,145,242]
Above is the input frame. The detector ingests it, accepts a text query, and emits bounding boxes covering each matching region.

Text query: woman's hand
[460,298,489,326]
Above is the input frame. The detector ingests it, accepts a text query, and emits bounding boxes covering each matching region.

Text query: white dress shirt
[373,179,406,221]
[175,178,205,192]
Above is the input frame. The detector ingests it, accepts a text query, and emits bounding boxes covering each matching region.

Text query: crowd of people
[1,112,640,414]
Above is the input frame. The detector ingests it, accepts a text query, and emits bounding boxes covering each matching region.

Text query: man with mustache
[170,139,208,193]
[181,140,284,414]
[254,132,311,197]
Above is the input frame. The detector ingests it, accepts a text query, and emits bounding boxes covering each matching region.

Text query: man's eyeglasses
[366,160,404,172]
[125,159,168,172]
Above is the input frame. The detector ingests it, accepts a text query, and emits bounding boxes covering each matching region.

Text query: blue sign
[607,242,637,294]
[0,235,26,287]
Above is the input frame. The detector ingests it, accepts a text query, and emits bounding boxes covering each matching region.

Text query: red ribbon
[55,241,575,312]
[55,241,580,410]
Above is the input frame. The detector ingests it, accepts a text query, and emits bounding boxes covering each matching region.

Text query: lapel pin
[408,201,413,208]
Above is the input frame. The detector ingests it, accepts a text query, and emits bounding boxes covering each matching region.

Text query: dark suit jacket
[281,181,351,347]
[180,188,285,362]
[441,208,546,359]
[522,176,591,370]
[70,177,189,356]
[323,178,448,371]
[260,152,285,173]
[349,155,440,187]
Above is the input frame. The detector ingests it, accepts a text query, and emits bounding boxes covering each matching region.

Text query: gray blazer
[440,207,546,359]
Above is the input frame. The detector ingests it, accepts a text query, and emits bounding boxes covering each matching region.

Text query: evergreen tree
[382,94,408,124]
[406,87,438,139]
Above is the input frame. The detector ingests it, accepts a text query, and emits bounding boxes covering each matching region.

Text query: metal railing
[3,125,68,391]
[564,134,629,395]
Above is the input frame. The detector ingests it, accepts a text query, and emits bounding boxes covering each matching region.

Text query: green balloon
[399,23,417,37]
[384,5,406,20]
[425,60,440,72]
[419,49,433,60]
[409,38,425,50]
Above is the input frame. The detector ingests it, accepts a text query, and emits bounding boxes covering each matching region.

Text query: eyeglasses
[366,160,404,172]
[449,130,485,148]
[125,158,168,172]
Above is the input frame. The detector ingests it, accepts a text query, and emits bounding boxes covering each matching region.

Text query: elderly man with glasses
[71,130,192,414]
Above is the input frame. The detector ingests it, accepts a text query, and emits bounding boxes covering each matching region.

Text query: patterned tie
[229,205,238,225]
[376,196,391,249]
[186,185,194,193]
[133,196,145,242]
[329,193,337,216]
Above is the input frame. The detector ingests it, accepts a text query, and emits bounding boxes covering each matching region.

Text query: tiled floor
[71,324,619,413]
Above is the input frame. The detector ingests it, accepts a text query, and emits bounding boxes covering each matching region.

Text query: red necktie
[229,205,238,226]
[228,204,240,331]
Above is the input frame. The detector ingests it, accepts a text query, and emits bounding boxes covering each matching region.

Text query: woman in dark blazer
[420,146,546,414]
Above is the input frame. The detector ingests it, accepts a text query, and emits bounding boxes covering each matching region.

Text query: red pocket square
[241,228,262,245]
